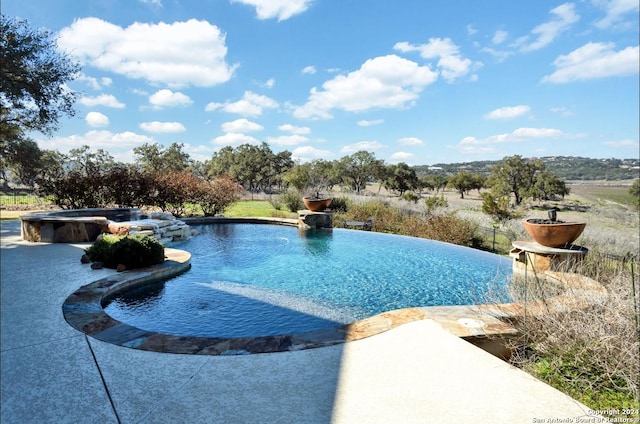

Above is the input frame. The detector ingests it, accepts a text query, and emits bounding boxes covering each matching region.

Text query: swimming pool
[103,224,512,339]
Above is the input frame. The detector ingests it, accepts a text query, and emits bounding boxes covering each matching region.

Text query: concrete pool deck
[1,219,594,423]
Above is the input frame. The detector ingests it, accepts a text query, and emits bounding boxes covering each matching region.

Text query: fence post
[492,227,496,251]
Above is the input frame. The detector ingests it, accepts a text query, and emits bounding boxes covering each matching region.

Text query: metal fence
[476,226,517,253]
[592,251,640,273]
[0,191,52,206]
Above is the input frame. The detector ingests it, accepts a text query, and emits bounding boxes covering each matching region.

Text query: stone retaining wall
[21,208,192,245]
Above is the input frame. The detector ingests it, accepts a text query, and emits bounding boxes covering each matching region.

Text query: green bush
[401,191,419,203]
[329,196,349,213]
[424,194,448,214]
[85,233,165,269]
[279,189,304,212]
[269,197,283,210]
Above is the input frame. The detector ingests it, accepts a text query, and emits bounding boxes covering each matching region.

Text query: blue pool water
[103,224,512,338]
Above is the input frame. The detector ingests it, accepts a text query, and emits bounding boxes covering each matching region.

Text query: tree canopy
[339,150,385,194]
[486,155,569,206]
[383,162,419,195]
[207,142,294,194]
[1,15,79,137]
[487,155,541,205]
[133,142,193,173]
[447,171,485,199]
[1,15,80,189]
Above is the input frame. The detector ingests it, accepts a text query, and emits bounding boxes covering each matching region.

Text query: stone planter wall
[21,208,192,245]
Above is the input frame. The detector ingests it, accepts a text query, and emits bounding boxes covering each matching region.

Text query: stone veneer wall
[21,208,192,245]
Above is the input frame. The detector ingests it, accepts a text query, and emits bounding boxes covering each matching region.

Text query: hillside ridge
[414,156,640,181]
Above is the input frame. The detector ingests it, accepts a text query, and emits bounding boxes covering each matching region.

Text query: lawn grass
[0,210,26,220]
[224,200,279,217]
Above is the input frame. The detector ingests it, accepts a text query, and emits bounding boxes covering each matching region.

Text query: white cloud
[516,3,579,52]
[397,137,424,146]
[139,0,162,6]
[550,106,574,117]
[484,105,531,120]
[206,91,278,116]
[301,65,317,74]
[267,135,309,146]
[492,30,508,45]
[542,42,639,83]
[139,121,186,133]
[37,130,155,162]
[212,132,260,146]
[593,0,639,29]
[79,94,125,108]
[480,46,513,62]
[394,38,481,82]
[230,0,312,21]
[340,141,385,153]
[291,146,334,161]
[181,143,214,163]
[278,124,311,134]
[456,127,565,154]
[467,25,478,36]
[58,18,237,88]
[221,118,264,133]
[75,73,112,90]
[294,55,437,119]
[262,78,275,88]
[148,89,193,109]
[357,119,384,127]
[603,138,639,149]
[85,112,109,127]
[389,151,415,163]
[130,88,149,96]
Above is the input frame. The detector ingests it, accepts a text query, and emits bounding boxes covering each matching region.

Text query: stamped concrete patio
[1,219,593,423]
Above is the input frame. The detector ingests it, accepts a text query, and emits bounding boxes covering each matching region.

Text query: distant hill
[414,156,640,181]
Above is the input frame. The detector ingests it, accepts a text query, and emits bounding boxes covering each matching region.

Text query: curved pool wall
[62,217,608,356]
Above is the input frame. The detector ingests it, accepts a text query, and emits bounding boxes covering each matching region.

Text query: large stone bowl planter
[523,218,586,248]
[303,197,332,212]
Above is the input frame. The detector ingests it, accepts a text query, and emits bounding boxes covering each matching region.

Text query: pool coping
[62,219,608,356]
[62,257,609,356]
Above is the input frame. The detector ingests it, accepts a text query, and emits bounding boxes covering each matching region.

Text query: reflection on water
[298,228,333,256]
[104,280,348,338]
[103,281,166,310]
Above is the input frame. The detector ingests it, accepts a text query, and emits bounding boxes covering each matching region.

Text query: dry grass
[504,255,640,414]
[349,183,640,256]
[351,183,640,412]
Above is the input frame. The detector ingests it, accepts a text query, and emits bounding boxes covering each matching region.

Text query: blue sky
[4,0,639,165]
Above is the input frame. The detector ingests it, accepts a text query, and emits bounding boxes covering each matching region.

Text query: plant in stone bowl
[303,192,333,212]
[302,161,333,211]
[523,209,586,248]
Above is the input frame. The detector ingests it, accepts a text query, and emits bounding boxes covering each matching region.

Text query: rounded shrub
[85,233,165,269]
[329,196,349,213]
[279,189,304,212]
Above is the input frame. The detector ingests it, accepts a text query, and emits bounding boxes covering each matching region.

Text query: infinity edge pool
[62,218,606,356]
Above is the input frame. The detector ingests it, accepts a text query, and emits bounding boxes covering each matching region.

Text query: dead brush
[503,251,640,412]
